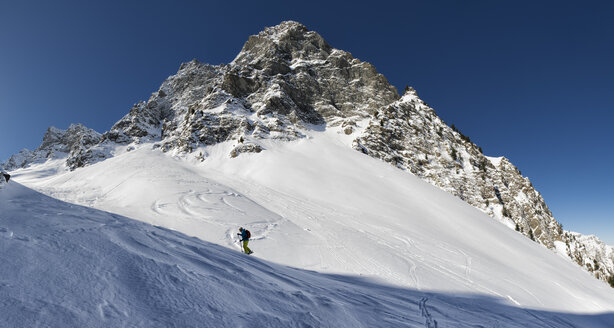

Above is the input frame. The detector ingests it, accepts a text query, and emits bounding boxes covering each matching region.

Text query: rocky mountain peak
[5,21,612,287]
[2,124,101,170]
[232,20,331,70]
[229,22,398,123]
[261,20,309,40]
[87,21,397,157]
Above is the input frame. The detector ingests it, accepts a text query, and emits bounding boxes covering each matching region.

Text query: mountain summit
[76,20,398,164]
[4,21,613,287]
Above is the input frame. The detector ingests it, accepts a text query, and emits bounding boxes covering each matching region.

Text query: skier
[238,227,253,254]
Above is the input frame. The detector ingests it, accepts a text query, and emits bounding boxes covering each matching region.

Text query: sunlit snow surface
[4,127,614,327]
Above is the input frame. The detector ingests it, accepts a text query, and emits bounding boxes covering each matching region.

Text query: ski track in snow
[455,248,473,283]
[394,235,421,289]
[419,298,438,328]
[5,133,614,327]
[145,178,288,246]
[206,172,435,286]
[1,185,612,327]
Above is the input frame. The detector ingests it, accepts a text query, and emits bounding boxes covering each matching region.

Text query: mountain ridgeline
[3,21,613,286]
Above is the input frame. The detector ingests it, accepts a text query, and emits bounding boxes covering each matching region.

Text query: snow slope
[0,182,411,327]
[4,182,614,327]
[6,126,614,326]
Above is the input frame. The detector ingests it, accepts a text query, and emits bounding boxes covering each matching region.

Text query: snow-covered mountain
[2,21,614,326]
[5,21,612,287]
[3,124,101,170]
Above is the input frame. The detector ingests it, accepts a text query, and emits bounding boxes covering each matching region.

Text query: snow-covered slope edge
[2,182,614,327]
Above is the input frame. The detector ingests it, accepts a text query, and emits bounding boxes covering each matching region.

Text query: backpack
[245,229,251,239]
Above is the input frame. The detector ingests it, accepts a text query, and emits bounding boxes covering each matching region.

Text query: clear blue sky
[1,1,613,244]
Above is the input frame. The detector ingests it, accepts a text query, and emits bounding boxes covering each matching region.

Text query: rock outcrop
[353,88,613,284]
[3,124,101,170]
[0,169,9,186]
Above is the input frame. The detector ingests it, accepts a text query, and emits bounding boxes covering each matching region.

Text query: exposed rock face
[564,232,614,282]
[72,21,398,166]
[3,21,612,286]
[3,124,101,170]
[230,143,263,158]
[231,21,398,122]
[353,89,614,283]
[2,149,35,170]
[353,90,562,247]
[0,170,9,186]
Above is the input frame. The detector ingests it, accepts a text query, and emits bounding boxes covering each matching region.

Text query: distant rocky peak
[2,123,101,170]
[37,124,97,152]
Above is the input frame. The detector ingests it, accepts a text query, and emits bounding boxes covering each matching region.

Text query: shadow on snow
[1,182,612,328]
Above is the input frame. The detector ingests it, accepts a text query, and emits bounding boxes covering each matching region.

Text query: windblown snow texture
[2,182,613,327]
